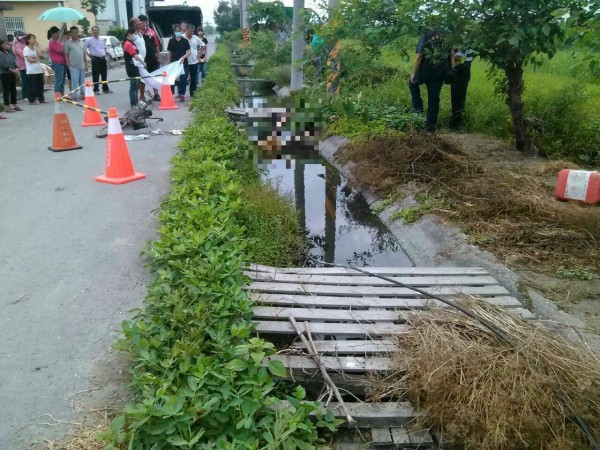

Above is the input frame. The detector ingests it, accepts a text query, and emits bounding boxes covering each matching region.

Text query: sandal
[14,106,22,111]
[5,109,16,113]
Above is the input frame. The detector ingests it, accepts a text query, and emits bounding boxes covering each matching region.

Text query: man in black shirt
[167,24,191,101]
[408,29,454,132]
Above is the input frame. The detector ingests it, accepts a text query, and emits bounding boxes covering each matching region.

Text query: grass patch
[100,45,338,449]
[375,298,600,449]
[339,132,600,274]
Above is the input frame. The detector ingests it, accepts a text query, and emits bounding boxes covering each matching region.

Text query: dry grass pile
[339,132,600,272]
[371,299,600,449]
[41,425,105,450]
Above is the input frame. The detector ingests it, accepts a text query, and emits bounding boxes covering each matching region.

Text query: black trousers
[1,73,17,106]
[450,65,471,129]
[91,56,109,92]
[26,73,44,103]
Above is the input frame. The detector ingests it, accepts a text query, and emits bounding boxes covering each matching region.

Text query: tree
[79,0,106,24]
[77,17,91,36]
[248,1,291,33]
[214,0,241,34]
[325,0,589,153]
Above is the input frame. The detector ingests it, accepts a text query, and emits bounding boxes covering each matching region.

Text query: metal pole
[240,0,247,29]
[290,0,304,90]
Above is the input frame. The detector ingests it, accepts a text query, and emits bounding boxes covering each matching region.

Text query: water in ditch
[238,81,414,268]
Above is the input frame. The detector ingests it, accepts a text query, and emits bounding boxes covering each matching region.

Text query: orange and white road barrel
[555,169,600,204]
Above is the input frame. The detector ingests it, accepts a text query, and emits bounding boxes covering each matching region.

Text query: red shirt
[123,40,138,57]
[48,39,66,65]
[144,28,160,49]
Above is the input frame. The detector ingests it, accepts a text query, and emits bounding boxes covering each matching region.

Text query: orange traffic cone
[95,107,145,185]
[158,71,178,110]
[81,81,105,127]
[49,93,82,152]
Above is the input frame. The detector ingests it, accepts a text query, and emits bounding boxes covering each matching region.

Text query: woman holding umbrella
[48,26,67,95]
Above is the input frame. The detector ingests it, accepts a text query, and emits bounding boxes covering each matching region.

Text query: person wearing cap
[12,30,28,100]
[138,14,161,102]
[84,26,113,95]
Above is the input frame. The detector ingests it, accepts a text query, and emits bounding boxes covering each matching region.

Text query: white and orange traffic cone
[158,72,178,110]
[95,107,145,185]
[81,81,105,127]
[49,93,82,152]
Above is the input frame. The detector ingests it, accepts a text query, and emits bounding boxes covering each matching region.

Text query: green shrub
[102,45,339,449]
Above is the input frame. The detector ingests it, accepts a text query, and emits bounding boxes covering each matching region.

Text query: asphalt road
[0,41,214,448]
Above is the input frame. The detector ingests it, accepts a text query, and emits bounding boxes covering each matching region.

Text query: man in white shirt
[184,24,204,98]
[129,17,148,103]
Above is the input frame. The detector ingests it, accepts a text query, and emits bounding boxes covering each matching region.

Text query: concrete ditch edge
[318,135,600,350]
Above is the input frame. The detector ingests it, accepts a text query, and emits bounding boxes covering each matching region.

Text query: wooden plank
[246,272,500,287]
[247,265,489,276]
[371,428,393,445]
[253,306,403,322]
[247,282,510,297]
[252,293,523,309]
[255,321,410,336]
[264,355,392,373]
[327,402,415,427]
[292,340,397,355]
[390,427,411,445]
[408,429,435,446]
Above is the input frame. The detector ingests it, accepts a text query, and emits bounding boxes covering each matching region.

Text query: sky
[159,0,323,27]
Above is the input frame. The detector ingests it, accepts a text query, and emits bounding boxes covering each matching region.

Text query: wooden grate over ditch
[245,264,533,449]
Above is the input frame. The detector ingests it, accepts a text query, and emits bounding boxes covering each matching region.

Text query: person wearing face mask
[167,25,191,102]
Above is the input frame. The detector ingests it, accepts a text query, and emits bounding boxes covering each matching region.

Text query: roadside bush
[102,45,338,449]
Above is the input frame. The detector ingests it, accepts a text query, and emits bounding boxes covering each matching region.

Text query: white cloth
[138,61,185,89]
[23,47,44,74]
[185,35,204,65]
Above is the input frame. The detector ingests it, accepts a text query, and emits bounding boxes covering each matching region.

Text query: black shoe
[153,93,161,102]
[94,91,100,95]
[104,90,114,94]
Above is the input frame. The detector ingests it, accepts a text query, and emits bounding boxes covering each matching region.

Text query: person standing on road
[196,29,208,80]
[184,25,204,99]
[47,26,67,95]
[23,34,45,104]
[408,29,454,132]
[449,48,474,131]
[85,26,113,95]
[64,26,88,101]
[138,15,161,102]
[0,39,21,113]
[167,25,191,102]
[123,27,146,108]
[129,17,148,103]
[12,30,27,101]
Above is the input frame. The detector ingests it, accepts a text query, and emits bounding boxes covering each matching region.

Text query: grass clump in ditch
[339,132,600,274]
[370,299,600,449]
[100,45,338,449]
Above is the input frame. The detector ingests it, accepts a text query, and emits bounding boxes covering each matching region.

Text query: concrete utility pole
[328,0,338,19]
[240,0,247,29]
[290,0,304,90]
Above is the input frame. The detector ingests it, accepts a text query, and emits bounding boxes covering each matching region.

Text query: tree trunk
[504,63,531,153]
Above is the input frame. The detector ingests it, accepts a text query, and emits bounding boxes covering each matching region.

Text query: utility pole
[290,0,304,90]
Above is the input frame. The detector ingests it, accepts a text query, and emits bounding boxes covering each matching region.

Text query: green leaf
[167,436,189,446]
[225,359,248,371]
[268,359,288,378]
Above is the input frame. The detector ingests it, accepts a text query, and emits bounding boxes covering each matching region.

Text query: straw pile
[339,132,600,273]
[370,299,600,449]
